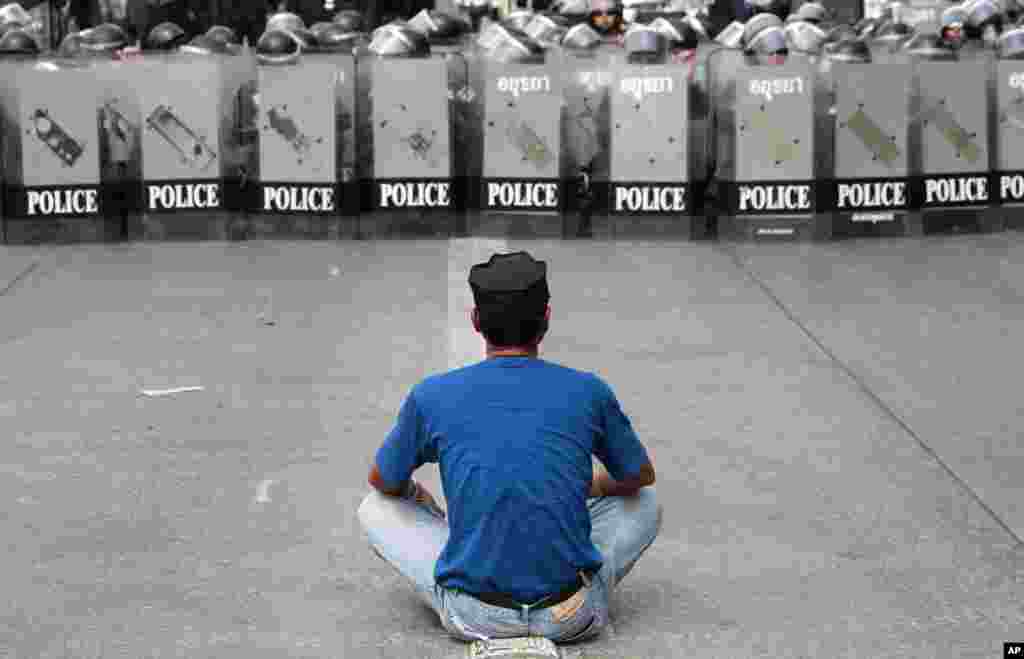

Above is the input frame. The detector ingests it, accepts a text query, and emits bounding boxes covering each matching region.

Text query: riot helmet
[552,0,592,17]
[310,22,357,51]
[793,1,827,24]
[998,25,1024,56]
[825,36,871,61]
[206,25,239,46]
[650,16,700,50]
[256,28,302,64]
[266,12,306,34]
[333,9,365,33]
[482,25,544,62]
[623,24,669,62]
[743,12,783,45]
[590,0,624,34]
[407,9,467,43]
[525,13,568,45]
[903,30,958,58]
[0,3,31,27]
[504,10,536,31]
[180,33,230,55]
[716,20,746,47]
[561,21,603,49]
[746,24,788,55]
[79,22,127,52]
[478,21,513,49]
[0,26,36,54]
[145,22,188,51]
[785,20,826,53]
[368,24,430,57]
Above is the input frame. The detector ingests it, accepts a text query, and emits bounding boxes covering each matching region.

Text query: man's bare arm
[368,463,411,497]
[368,463,446,518]
[590,460,656,498]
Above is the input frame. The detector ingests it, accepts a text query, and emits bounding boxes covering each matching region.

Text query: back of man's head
[469,251,550,348]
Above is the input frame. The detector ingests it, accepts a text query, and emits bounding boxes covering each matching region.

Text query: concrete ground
[1,233,1023,659]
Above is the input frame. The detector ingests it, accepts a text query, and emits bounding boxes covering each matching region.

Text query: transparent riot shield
[995,59,1024,228]
[1,57,113,242]
[244,55,344,238]
[365,54,455,238]
[134,53,239,238]
[715,55,824,239]
[826,59,915,237]
[601,57,695,238]
[472,57,565,237]
[910,57,1001,233]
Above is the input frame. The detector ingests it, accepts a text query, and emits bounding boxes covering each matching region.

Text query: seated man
[358,251,661,644]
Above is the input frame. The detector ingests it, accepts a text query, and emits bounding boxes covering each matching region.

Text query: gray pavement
[1,236,1022,659]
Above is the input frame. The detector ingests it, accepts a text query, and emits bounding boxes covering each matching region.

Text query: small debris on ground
[139,386,205,398]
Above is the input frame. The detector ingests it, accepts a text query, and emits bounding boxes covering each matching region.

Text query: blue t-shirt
[374,356,650,603]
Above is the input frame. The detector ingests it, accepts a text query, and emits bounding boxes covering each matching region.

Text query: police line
[3,52,1024,235]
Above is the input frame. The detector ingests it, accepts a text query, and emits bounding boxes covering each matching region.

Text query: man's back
[375,356,649,603]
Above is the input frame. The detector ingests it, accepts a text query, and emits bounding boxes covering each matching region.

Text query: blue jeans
[357,488,662,643]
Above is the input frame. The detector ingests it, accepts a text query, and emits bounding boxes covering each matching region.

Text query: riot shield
[910,58,1000,232]
[365,55,455,238]
[241,55,343,238]
[0,58,113,243]
[717,56,826,239]
[993,60,1024,228]
[826,59,915,237]
[472,58,565,237]
[134,53,238,238]
[601,58,695,238]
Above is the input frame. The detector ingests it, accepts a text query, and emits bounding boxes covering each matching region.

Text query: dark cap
[469,251,550,315]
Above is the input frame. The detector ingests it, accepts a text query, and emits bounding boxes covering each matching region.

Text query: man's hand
[406,480,446,520]
[590,461,656,498]
[369,465,445,519]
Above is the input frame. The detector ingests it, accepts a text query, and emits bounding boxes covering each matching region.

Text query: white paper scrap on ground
[139,386,205,397]
[254,479,276,504]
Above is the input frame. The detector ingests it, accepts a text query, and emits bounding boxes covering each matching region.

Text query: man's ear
[544,305,551,322]
[471,308,480,333]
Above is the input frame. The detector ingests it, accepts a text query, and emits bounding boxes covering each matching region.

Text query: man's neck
[486,346,539,359]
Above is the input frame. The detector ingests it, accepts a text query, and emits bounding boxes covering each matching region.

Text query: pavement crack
[0,260,39,299]
[718,243,1024,550]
